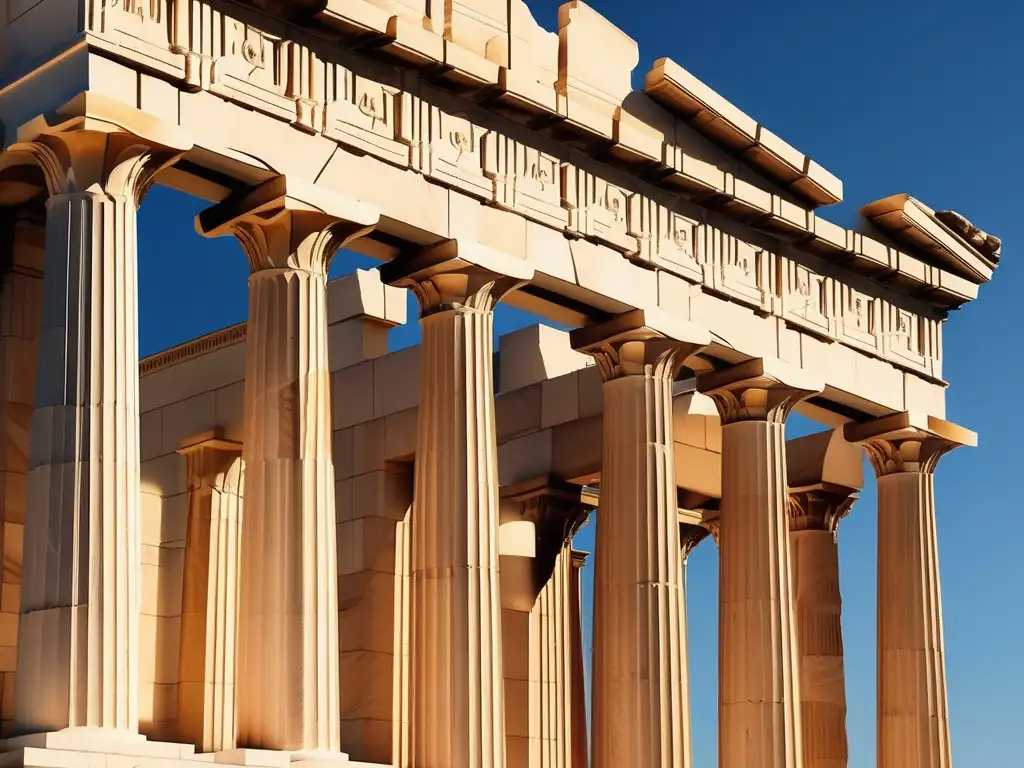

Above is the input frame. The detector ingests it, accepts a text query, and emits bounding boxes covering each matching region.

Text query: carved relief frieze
[626,196,702,283]
[561,167,638,254]
[321,66,414,168]
[208,22,300,125]
[422,108,492,200]
[838,285,881,353]
[883,304,927,371]
[704,228,775,313]
[781,260,834,339]
[87,0,184,75]
[483,135,566,229]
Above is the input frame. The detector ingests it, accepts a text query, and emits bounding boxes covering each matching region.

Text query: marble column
[568,550,588,768]
[5,129,187,737]
[697,358,824,768]
[196,176,378,753]
[520,485,590,768]
[570,308,710,768]
[788,488,856,768]
[845,412,974,768]
[380,240,533,768]
[176,433,245,753]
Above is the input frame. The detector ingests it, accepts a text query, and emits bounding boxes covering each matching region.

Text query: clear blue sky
[136,1,1022,765]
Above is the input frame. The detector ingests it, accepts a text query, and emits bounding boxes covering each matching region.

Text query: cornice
[139,323,247,378]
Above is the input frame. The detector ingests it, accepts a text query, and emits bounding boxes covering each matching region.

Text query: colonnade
[0,130,971,768]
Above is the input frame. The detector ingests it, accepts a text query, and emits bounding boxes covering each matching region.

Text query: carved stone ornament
[844,412,976,478]
[787,488,857,540]
[697,358,823,426]
[935,209,1001,261]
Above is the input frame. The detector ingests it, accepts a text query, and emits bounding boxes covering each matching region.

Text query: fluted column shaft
[699,359,822,768]
[197,178,377,753]
[875,472,949,768]
[789,491,854,768]
[16,188,142,734]
[410,303,505,768]
[239,261,339,751]
[572,319,706,768]
[533,542,574,768]
[381,244,531,768]
[568,552,588,768]
[177,438,245,752]
[845,413,970,768]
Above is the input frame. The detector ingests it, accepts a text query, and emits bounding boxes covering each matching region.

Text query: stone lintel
[177,429,244,456]
[844,410,977,448]
[501,474,596,508]
[569,307,709,355]
[16,91,193,153]
[786,428,864,492]
[195,175,379,241]
[379,238,535,286]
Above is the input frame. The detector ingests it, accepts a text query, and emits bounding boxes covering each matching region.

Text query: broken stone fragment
[935,209,1001,261]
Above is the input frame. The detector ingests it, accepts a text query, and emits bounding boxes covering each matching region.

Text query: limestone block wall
[137,327,248,741]
[0,218,43,735]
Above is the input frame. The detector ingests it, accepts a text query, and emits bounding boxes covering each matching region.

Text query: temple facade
[0,1,1001,767]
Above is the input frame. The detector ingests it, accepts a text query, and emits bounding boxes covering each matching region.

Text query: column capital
[679,520,711,562]
[697,357,824,425]
[787,487,858,536]
[570,549,590,569]
[502,476,593,572]
[177,430,244,491]
[379,238,534,316]
[844,411,976,477]
[0,93,192,204]
[570,308,710,382]
[196,176,378,275]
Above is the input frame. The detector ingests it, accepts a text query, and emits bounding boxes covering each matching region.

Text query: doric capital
[787,487,858,537]
[196,176,378,276]
[380,239,534,316]
[0,93,192,206]
[570,308,710,382]
[697,357,824,425]
[844,411,976,477]
[570,550,590,569]
[178,430,245,493]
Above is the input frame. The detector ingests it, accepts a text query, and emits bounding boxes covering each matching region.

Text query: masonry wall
[137,330,247,740]
[0,217,43,735]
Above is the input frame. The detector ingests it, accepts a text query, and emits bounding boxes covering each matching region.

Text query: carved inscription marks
[322,66,413,168]
[485,137,566,229]
[423,109,492,199]
[562,168,637,254]
[782,262,832,338]
[627,197,701,283]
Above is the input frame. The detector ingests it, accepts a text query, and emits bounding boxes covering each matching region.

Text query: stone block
[336,478,354,524]
[140,408,163,462]
[541,371,579,428]
[498,430,553,486]
[558,1,638,115]
[334,427,355,481]
[495,385,542,443]
[338,718,395,766]
[372,347,420,419]
[383,408,417,461]
[327,269,406,326]
[160,391,217,456]
[339,650,396,721]
[328,321,391,371]
[449,191,528,260]
[338,570,400,655]
[498,325,590,393]
[352,419,387,476]
[214,380,246,442]
[333,361,375,429]
[571,238,656,312]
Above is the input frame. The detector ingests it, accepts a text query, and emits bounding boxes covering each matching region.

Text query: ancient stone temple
[0,1,1001,767]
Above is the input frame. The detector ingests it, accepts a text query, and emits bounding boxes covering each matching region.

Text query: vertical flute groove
[409,306,505,768]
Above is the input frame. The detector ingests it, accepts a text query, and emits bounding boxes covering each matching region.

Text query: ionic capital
[196,176,378,276]
[697,357,824,425]
[380,239,534,316]
[570,308,710,382]
[844,411,976,477]
[0,93,192,205]
[178,430,245,493]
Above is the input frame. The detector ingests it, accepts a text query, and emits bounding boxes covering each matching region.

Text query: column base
[0,737,389,768]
